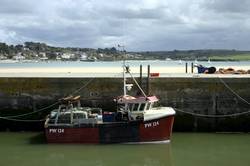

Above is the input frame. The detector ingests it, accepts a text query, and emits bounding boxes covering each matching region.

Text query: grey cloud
[0,0,250,51]
[7,23,99,47]
[0,0,35,14]
[201,0,250,14]
[109,7,167,20]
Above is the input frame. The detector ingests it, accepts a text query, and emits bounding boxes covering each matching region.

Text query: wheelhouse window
[139,103,145,111]
[147,103,152,110]
[128,104,133,111]
[133,104,139,111]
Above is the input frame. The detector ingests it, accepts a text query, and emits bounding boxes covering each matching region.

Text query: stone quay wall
[0,76,249,132]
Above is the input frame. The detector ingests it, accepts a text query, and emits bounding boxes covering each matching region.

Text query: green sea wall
[0,76,249,132]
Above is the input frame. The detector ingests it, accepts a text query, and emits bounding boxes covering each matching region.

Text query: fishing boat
[44,63,175,144]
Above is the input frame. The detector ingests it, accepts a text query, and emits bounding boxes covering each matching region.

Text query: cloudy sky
[0,0,250,51]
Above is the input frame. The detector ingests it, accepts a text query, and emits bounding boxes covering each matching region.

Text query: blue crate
[103,112,115,122]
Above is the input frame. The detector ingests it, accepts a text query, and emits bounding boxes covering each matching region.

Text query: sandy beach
[0,65,250,78]
[0,65,249,73]
[0,66,185,74]
[1,60,250,78]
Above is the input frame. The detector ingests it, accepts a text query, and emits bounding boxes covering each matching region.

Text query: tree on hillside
[0,43,9,54]
[24,42,47,52]
[15,44,23,52]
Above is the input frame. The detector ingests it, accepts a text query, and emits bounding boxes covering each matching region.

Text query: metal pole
[147,65,150,95]
[123,59,126,96]
[140,64,142,88]
[118,44,126,96]
[191,62,194,73]
[185,62,188,73]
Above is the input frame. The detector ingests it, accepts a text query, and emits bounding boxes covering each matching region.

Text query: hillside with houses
[1,42,250,62]
[0,42,144,62]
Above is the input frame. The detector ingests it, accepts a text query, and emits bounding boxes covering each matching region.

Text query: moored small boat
[44,63,175,144]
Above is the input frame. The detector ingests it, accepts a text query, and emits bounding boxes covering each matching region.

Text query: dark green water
[0,132,249,166]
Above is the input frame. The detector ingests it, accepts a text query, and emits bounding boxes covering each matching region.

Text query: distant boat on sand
[208,58,211,64]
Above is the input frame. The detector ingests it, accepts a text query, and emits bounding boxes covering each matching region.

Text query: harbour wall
[0,76,250,132]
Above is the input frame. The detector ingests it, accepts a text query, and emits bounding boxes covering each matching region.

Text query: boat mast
[118,44,127,96]
[123,59,126,96]
[118,44,147,98]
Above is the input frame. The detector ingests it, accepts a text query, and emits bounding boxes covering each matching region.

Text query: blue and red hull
[45,115,174,144]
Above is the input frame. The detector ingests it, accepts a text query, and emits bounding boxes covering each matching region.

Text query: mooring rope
[173,76,250,118]
[3,73,250,121]
[174,107,250,118]
[0,102,60,119]
[0,77,96,121]
[0,117,45,122]
[70,77,95,95]
[218,77,250,105]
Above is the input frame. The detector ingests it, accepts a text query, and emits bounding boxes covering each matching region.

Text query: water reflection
[2,132,250,166]
[43,144,172,166]
[0,132,172,166]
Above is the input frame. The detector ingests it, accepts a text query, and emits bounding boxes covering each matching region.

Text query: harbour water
[0,132,249,166]
[1,60,250,78]
[0,60,250,68]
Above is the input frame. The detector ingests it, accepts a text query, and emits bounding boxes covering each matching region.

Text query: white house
[0,55,7,60]
[13,53,25,60]
[61,53,75,60]
[39,52,48,60]
[80,53,87,61]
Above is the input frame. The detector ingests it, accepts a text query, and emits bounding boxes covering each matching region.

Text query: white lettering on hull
[49,128,64,133]
[144,121,159,128]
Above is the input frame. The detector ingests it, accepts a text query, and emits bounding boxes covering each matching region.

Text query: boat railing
[47,107,103,126]
[47,118,100,127]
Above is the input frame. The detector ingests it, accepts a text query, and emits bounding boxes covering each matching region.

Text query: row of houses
[0,52,95,61]
[0,50,142,61]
